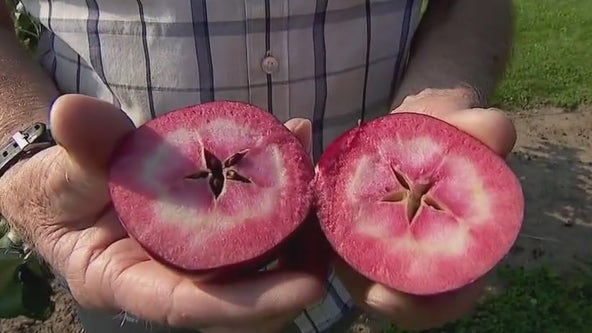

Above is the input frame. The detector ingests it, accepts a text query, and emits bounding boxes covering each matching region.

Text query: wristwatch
[0,122,56,178]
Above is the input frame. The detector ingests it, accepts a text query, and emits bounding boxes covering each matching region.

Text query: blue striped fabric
[19,1,425,332]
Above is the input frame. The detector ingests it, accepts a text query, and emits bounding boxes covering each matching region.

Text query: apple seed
[185,148,252,199]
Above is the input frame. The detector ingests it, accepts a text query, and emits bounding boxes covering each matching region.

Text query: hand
[334,88,517,331]
[0,94,326,333]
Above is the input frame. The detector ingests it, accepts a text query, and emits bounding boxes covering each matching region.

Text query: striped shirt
[18,0,424,332]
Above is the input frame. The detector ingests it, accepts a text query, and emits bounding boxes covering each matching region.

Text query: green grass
[492,0,592,110]
[384,265,592,333]
[6,0,41,51]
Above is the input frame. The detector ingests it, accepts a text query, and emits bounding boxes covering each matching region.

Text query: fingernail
[48,96,62,127]
[296,119,312,133]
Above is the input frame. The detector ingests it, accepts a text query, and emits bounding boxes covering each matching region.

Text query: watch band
[0,122,56,177]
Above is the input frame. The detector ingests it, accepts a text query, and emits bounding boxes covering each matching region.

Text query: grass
[5,0,41,51]
[492,0,592,110]
[384,265,592,333]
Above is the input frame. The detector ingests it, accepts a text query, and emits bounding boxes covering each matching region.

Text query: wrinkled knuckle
[400,94,419,105]
[364,300,417,330]
[166,312,194,330]
[67,281,91,307]
[162,280,194,328]
[166,305,200,330]
[483,107,508,116]
[419,88,438,96]
[364,296,432,330]
[365,296,399,316]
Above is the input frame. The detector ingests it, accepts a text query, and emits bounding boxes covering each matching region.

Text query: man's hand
[335,88,517,331]
[0,94,325,333]
[390,88,517,155]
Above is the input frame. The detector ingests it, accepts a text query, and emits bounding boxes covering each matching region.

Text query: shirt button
[261,55,279,74]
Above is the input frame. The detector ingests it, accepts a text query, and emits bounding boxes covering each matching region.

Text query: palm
[1,94,325,332]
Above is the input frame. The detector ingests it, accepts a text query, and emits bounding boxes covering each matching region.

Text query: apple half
[314,112,524,295]
[108,101,315,274]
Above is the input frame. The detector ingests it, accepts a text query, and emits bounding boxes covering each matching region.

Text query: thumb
[437,108,517,157]
[45,95,136,217]
[283,118,312,155]
[49,94,136,175]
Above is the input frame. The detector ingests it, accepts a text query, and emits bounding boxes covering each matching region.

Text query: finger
[50,94,136,174]
[283,118,312,155]
[335,257,485,331]
[0,94,135,237]
[436,108,517,157]
[45,94,136,217]
[363,278,485,331]
[82,237,326,329]
[175,270,324,328]
[391,88,478,116]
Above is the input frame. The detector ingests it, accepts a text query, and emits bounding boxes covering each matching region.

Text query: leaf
[19,260,55,320]
[0,250,26,318]
[0,250,55,320]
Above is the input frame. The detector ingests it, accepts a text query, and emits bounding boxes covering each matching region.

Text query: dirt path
[1,106,591,333]
[501,106,592,271]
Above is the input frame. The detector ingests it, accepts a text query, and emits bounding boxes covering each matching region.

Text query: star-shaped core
[381,166,443,223]
[185,149,251,199]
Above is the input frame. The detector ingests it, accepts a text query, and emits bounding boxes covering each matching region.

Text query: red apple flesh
[314,112,524,295]
[108,101,315,274]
